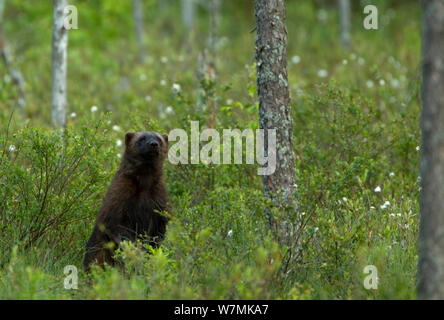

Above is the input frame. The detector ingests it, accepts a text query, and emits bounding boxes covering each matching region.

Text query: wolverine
[83,131,170,271]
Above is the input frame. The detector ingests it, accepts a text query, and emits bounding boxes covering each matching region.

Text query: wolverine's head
[123,131,169,168]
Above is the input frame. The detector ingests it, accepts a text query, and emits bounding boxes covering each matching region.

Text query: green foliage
[0,117,117,265]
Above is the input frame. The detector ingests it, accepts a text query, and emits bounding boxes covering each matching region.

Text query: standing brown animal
[83,131,170,271]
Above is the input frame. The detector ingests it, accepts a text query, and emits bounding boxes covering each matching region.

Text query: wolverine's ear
[162,134,169,146]
[125,132,135,147]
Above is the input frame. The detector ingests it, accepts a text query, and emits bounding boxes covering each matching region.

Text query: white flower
[8,144,16,152]
[370,206,376,210]
[172,83,181,93]
[350,53,357,60]
[389,172,395,178]
[91,105,98,112]
[391,79,400,88]
[380,201,391,210]
[70,112,77,118]
[145,95,152,102]
[317,69,328,78]
[139,74,147,81]
[165,106,174,114]
[226,99,233,105]
[342,197,348,202]
[160,80,167,86]
[358,57,365,65]
[117,153,121,158]
[112,125,121,131]
[227,230,233,237]
[313,227,319,233]
[390,213,395,217]
[366,80,374,88]
[416,146,420,151]
[317,9,327,22]
[160,56,168,64]
[291,55,301,64]
[379,79,386,86]
[116,139,122,147]
[342,59,348,65]
[374,186,381,193]
[397,213,402,217]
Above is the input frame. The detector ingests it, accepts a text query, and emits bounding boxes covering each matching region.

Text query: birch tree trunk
[418,0,444,300]
[51,0,68,128]
[181,0,195,30]
[0,0,26,108]
[158,0,168,11]
[338,0,351,48]
[209,0,220,59]
[255,0,297,246]
[133,0,146,64]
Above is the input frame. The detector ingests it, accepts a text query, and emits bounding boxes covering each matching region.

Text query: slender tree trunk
[181,0,195,30]
[255,0,297,245]
[196,0,219,118]
[418,0,444,300]
[207,0,220,124]
[133,0,146,64]
[209,0,220,59]
[196,50,207,115]
[0,0,26,108]
[338,0,351,48]
[158,0,168,11]
[51,0,68,128]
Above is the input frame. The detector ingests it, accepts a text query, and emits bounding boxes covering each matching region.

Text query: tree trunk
[133,0,146,64]
[0,0,26,108]
[51,0,69,128]
[338,0,351,47]
[418,0,444,300]
[209,0,220,59]
[255,0,297,245]
[181,0,195,30]
[158,0,168,11]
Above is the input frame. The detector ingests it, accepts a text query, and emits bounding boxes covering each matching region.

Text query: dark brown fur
[83,131,170,271]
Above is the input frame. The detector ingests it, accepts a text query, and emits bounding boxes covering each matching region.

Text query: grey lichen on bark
[418,0,444,300]
[51,0,69,128]
[255,0,297,247]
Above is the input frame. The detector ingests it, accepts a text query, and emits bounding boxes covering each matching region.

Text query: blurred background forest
[0,0,421,299]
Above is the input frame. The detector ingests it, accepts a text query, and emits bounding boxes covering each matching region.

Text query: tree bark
[181,0,195,30]
[255,0,297,243]
[338,0,351,48]
[209,0,220,59]
[418,0,444,300]
[133,0,146,64]
[0,0,26,108]
[51,0,69,128]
